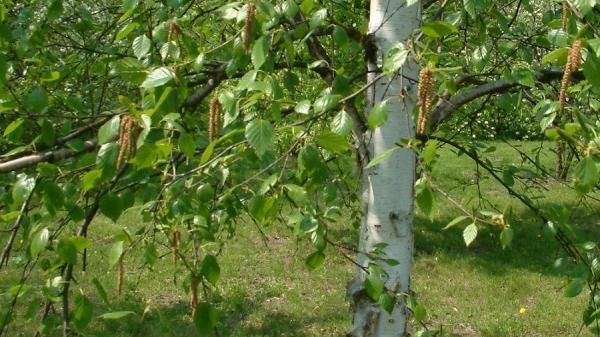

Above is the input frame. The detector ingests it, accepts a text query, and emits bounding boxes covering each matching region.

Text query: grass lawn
[2,141,599,337]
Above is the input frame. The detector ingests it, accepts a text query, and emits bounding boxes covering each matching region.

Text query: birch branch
[0,140,97,174]
[430,69,569,129]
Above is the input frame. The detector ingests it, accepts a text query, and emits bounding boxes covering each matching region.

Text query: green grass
[2,141,600,337]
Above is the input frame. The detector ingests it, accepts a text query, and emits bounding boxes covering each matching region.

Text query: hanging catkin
[208,95,222,142]
[117,115,138,169]
[417,67,433,136]
[562,1,569,31]
[117,254,125,295]
[244,0,256,53]
[172,230,180,267]
[559,39,582,112]
[190,274,199,317]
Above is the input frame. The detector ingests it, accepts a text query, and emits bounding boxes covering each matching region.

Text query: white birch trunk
[348,1,420,336]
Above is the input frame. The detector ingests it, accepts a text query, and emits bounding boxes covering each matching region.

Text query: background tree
[0,1,599,337]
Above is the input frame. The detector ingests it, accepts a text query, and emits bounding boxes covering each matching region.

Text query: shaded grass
[2,141,599,337]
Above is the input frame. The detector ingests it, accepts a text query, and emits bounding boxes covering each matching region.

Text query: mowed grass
[2,141,600,337]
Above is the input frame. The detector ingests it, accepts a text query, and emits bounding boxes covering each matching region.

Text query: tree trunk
[348,1,420,337]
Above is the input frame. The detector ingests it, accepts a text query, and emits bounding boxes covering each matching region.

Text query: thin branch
[0,180,38,269]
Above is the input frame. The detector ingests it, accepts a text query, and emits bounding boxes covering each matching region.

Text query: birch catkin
[208,95,222,142]
[172,230,180,267]
[559,39,582,112]
[244,0,255,53]
[190,274,199,317]
[117,115,138,169]
[417,67,433,136]
[117,254,125,295]
[562,1,569,31]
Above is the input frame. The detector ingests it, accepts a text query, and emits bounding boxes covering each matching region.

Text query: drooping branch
[0,180,37,269]
[430,69,578,129]
[0,140,97,174]
[430,135,587,266]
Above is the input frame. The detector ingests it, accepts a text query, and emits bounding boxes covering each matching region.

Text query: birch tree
[1,1,600,337]
[347,1,420,336]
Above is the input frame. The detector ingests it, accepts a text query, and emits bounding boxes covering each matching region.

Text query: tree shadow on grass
[414,201,600,277]
[326,201,600,278]
[81,287,342,337]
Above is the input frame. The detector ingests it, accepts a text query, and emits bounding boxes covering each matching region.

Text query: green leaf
[368,101,388,130]
[416,181,434,220]
[92,278,110,305]
[193,303,219,336]
[108,241,124,267]
[141,67,176,88]
[421,21,458,38]
[443,215,470,230]
[283,0,299,19]
[252,37,268,70]
[331,110,354,135]
[200,141,216,165]
[414,305,427,322]
[121,0,140,21]
[309,8,327,30]
[132,35,151,59]
[46,0,63,20]
[305,251,325,270]
[422,140,438,166]
[99,311,135,320]
[316,131,349,153]
[98,115,121,145]
[57,238,78,264]
[511,69,535,88]
[463,223,478,247]
[592,258,600,276]
[314,94,341,113]
[364,273,384,301]
[40,120,56,145]
[12,174,35,206]
[300,0,315,14]
[199,255,220,285]
[584,53,600,90]
[0,211,21,223]
[574,157,599,194]
[70,236,91,251]
[284,184,308,203]
[379,292,396,314]
[383,43,408,75]
[43,182,64,215]
[500,227,514,249]
[245,119,274,157]
[99,193,123,222]
[160,41,180,60]
[535,100,559,131]
[24,87,48,113]
[542,48,568,65]
[463,0,489,18]
[564,278,585,297]
[73,295,93,330]
[81,169,102,192]
[295,100,311,114]
[571,0,595,15]
[366,148,398,169]
[179,132,196,158]
[3,119,24,137]
[116,22,140,41]
[30,228,50,257]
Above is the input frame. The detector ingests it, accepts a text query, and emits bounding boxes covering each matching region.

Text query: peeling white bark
[349,1,420,336]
